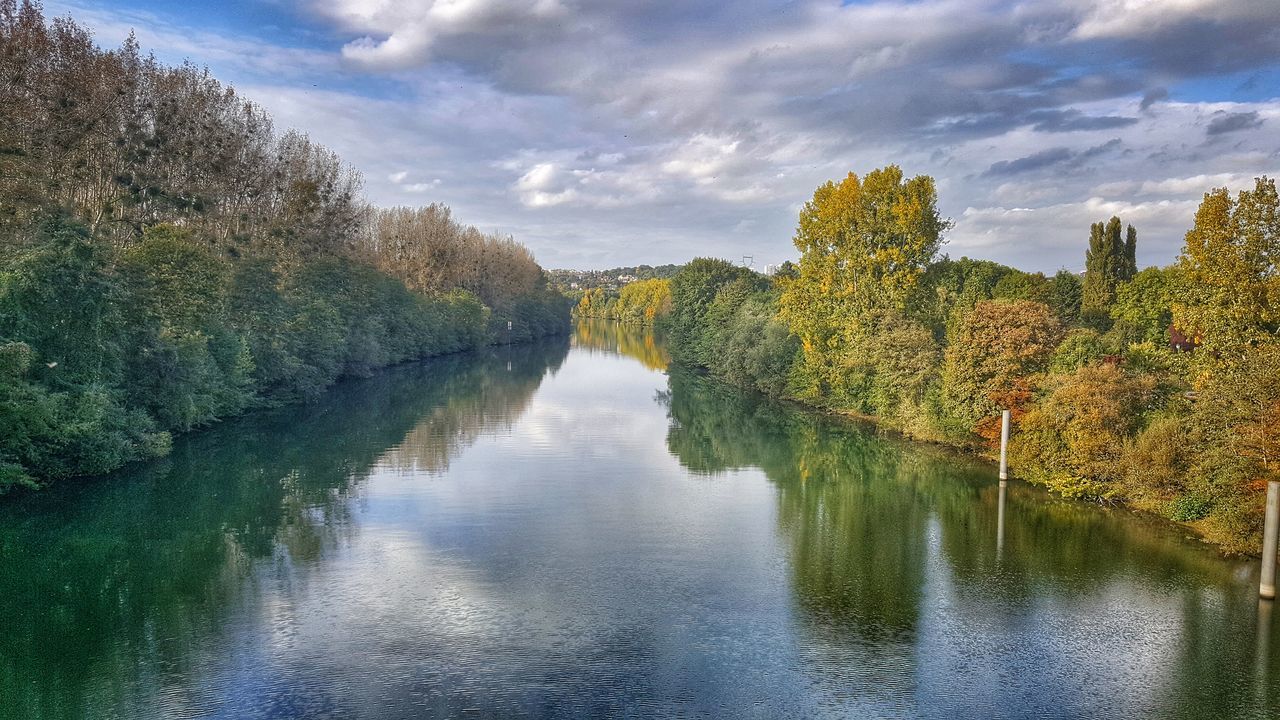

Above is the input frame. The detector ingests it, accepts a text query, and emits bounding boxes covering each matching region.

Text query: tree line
[574,278,672,325]
[661,165,1279,554]
[0,3,569,492]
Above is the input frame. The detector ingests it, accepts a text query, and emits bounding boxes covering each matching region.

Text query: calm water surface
[2,321,1278,719]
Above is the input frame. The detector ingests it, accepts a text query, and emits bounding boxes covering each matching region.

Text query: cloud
[985,148,1077,177]
[514,163,579,207]
[1069,0,1273,41]
[984,139,1122,177]
[51,0,1280,270]
[316,0,570,70]
[1139,88,1169,111]
[1206,110,1264,136]
[1027,109,1138,132]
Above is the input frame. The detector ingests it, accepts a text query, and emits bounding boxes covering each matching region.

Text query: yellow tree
[779,166,947,402]
[1175,176,1280,363]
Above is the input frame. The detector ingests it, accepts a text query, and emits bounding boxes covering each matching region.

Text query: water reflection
[660,366,1280,719]
[2,323,1278,719]
[573,318,670,371]
[0,338,569,720]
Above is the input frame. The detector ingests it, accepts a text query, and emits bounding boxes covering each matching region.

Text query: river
[1,320,1276,719]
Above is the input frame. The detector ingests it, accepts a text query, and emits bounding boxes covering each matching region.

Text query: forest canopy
[0,2,569,491]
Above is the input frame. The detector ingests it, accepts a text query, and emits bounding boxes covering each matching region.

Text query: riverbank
[0,7,573,495]
[659,239,1276,556]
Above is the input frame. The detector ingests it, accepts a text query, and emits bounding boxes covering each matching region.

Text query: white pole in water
[1261,481,1280,600]
[997,479,1007,556]
[998,409,1011,481]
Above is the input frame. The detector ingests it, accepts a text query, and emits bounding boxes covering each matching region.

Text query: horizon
[45,0,1280,273]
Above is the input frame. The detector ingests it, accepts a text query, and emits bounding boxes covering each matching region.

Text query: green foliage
[908,256,1013,339]
[665,258,765,365]
[1111,266,1176,345]
[658,169,1280,553]
[1082,216,1138,319]
[1047,270,1083,324]
[1049,328,1106,374]
[0,217,127,388]
[0,6,568,491]
[992,270,1052,305]
[1168,494,1212,523]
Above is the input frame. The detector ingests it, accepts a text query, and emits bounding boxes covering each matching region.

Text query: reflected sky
[1,326,1277,719]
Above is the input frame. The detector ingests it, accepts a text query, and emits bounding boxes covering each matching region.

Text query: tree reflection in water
[659,365,1279,719]
[0,338,569,720]
[573,318,670,372]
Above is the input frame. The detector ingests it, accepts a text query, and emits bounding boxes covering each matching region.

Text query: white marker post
[997,409,1011,558]
[1261,480,1280,600]
[998,409,1011,481]
[997,479,1007,556]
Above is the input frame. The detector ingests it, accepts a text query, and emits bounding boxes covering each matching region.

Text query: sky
[46,0,1280,272]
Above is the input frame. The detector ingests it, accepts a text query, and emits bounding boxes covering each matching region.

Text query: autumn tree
[941,299,1062,438]
[1012,364,1156,499]
[780,166,948,400]
[1174,177,1280,361]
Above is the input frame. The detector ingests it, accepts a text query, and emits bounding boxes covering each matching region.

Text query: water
[1,320,1277,719]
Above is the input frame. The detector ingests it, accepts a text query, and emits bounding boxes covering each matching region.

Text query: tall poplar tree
[1081,216,1137,317]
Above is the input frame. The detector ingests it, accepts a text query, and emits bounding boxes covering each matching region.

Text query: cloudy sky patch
[48,0,1280,271]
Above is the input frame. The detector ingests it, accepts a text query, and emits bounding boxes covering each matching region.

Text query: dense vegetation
[549,264,681,293]
[663,165,1279,553]
[573,278,672,325]
[0,4,568,491]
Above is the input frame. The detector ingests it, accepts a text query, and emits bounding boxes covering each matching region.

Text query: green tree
[665,258,763,363]
[1082,216,1137,320]
[1047,269,1083,324]
[1111,266,1176,346]
[0,217,127,388]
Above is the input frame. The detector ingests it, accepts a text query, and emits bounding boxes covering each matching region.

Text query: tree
[665,258,763,363]
[780,166,948,400]
[0,216,127,388]
[1111,266,1176,346]
[941,299,1062,436]
[1012,364,1156,499]
[1174,177,1280,362]
[1082,216,1137,319]
[1047,269,1083,324]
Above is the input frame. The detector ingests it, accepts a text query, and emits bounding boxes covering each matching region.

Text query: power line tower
[741,255,754,269]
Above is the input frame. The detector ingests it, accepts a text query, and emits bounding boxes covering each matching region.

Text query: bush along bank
[661,166,1280,555]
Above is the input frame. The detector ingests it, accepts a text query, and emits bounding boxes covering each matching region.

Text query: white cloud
[50,0,1280,269]
[1070,0,1270,40]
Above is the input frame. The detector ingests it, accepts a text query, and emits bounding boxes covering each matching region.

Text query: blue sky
[48,0,1280,271]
